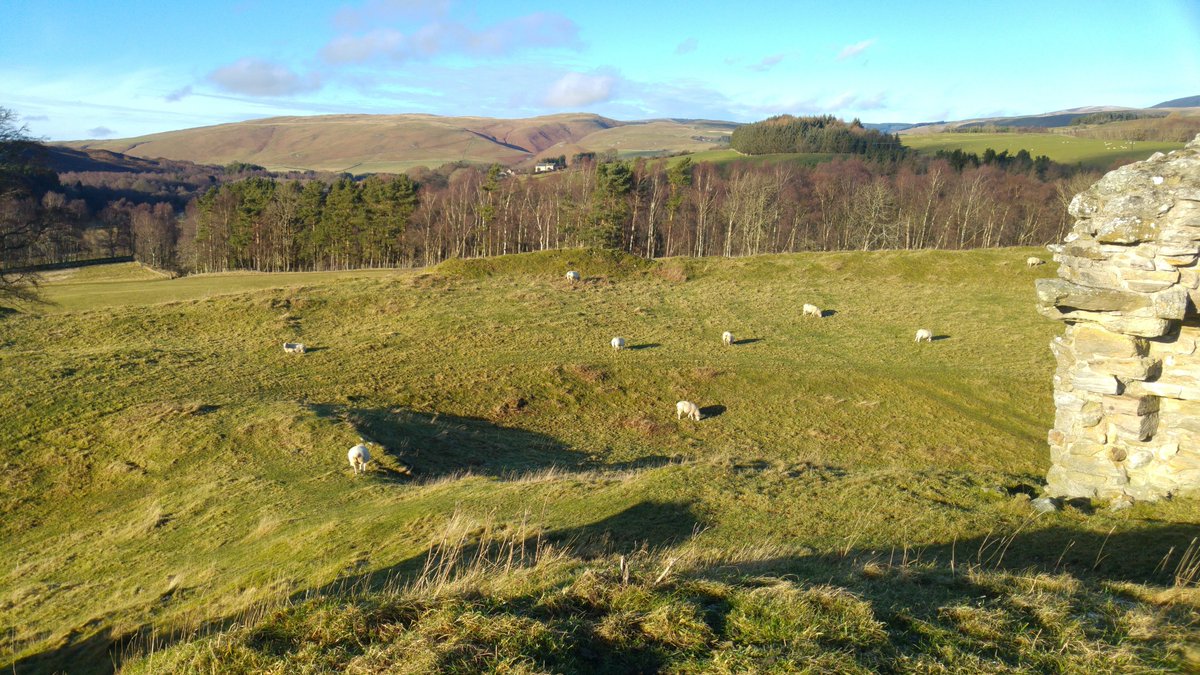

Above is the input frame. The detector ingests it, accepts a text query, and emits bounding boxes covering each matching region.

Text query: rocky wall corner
[1037,134,1200,505]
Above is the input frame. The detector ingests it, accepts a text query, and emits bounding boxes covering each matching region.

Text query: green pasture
[2,250,1197,672]
[901,132,1186,169]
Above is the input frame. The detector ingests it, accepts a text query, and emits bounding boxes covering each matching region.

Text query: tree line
[119,153,1092,272]
[730,115,907,161]
[2,104,1104,296]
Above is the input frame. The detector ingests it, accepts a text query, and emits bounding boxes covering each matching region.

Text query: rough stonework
[1037,134,1200,503]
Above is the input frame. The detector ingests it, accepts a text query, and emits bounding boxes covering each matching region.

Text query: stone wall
[1037,134,1200,504]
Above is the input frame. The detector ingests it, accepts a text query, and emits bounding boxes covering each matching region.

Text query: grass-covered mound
[122,524,1200,673]
[2,250,1198,673]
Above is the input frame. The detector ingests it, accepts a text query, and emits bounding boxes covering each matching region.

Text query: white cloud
[87,126,117,138]
[675,38,697,55]
[543,72,616,108]
[321,11,580,64]
[207,58,322,97]
[22,114,49,121]
[837,39,876,61]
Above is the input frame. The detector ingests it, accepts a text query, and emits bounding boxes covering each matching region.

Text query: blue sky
[2,0,1198,140]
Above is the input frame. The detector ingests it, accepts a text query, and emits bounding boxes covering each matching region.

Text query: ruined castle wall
[1038,135,1200,502]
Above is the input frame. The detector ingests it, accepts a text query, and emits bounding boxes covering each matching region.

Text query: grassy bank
[2,250,1197,672]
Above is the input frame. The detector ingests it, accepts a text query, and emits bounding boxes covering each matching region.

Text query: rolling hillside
[3,251,1198,672]
[62,114,732,173]
[901,132,1187,169]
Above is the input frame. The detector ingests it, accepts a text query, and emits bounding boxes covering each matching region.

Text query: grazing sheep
[611,336,626,350]
[283,342,306,354]
[1026,257,1045,267]
[802,303,822,318]
[566,270,581,282]
[915,328,933,343]
[348,443,371,475]
[722,331,734,346]
[676,400,701,422]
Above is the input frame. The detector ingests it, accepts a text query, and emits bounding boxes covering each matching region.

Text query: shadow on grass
[13,518,1198,675]
[700,404,726,419]
[821,309,838,318]
[701,522,1200,588]
[932,335,951,341]
[627,343,660,350]
[308,403,675,482]
[733,337,764,345]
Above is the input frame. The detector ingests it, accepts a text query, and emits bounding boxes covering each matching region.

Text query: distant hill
[40,145,217,174]
[1153,95,1200,108]
[62,114,733,174]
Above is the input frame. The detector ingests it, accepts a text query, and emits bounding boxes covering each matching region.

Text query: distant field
[4,252,1198,672]
[569,120,733,158]
[670,149,839,167]
[901,132,1186,169]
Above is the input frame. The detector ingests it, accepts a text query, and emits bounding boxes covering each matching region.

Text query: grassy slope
[63,115,740,173]
[2,251,1198,672]
[567,121,733,158]
[669,149,839,167]
[65,114,619,173]
[900,132,1186,169]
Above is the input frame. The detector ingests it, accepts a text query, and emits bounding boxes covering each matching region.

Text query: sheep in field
[566,270,581,282]
[676,400,701,421]
[611,336,626,350]
[1026,257,1045,267]
[915,328,933,343]
[348,443,371,475]
[722,331,734,346]
[283,342,306,354]
[802,303,822,318]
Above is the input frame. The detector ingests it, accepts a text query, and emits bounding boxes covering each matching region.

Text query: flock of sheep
[582,268,947,428]
[330,257,1046,476]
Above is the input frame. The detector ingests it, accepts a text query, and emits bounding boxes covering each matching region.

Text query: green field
[670,149,839,167]
[3,251,1198,672]
[901,132,1186,169]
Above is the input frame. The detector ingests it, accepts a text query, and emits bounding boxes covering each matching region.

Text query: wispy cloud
[165,85,193,102]
[674,37,697,55]
[22,114,49,121]
[332,0,451,31]
[827,90,888,110]
[207,58,322,97]
[837,38,876,61]
[87,126,117,138]
[322,12,580,64]
[748,54,784,72]
[544,72,616,108]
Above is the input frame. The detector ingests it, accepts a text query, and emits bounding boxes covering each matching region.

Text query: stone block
[1121,268,1180,293]
[1071,369,1122,395]
[1086,356,1160,381]
[1101,394,1159,416]
[1111,411,1158,441]
[1071,323,1146,358]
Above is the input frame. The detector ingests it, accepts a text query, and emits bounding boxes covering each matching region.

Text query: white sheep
[802,303,822,318]
[676,400,701,421]
[348,443,371,475]
[722,331,734,346]
[1026,257,1045,267]
[611,336,626,350]
[915,328,933,343]
[565,270,581,282]
[283,342,306,354]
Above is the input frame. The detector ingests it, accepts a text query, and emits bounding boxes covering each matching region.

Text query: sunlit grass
[2,249,1198,672]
